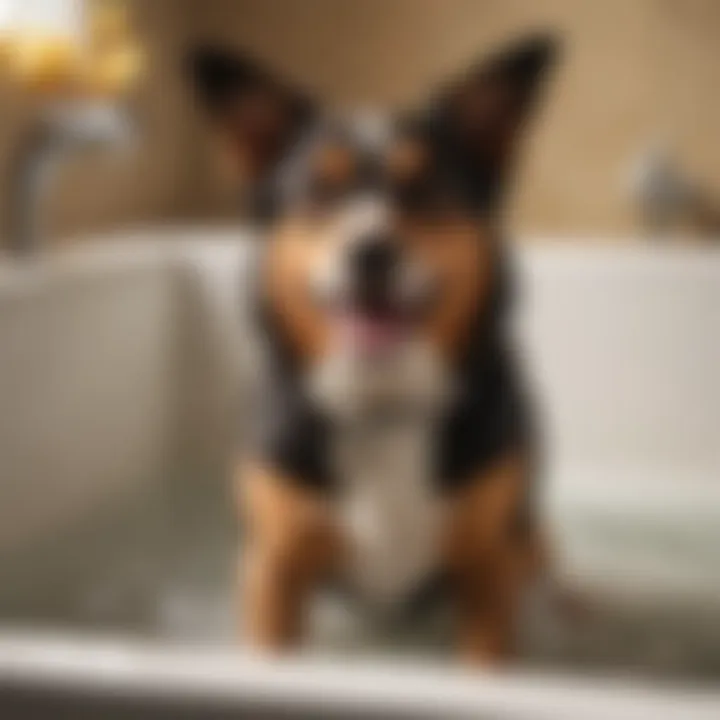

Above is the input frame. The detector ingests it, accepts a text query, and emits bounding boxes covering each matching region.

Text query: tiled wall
[2,0,719,242]
[180,0,720,236]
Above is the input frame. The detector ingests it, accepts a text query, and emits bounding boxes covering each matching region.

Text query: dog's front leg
[452,543,524,665]
[238,463,344,652]
[444,453,530,667]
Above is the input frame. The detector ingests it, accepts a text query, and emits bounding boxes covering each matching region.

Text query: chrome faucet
[6,101,133,256]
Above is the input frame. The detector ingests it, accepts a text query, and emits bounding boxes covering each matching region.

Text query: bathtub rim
[0,631,719,720]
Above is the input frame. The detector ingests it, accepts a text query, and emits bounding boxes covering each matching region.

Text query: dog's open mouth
[313,259,442,356]
[335,280,442,355]
[340,308,410,355]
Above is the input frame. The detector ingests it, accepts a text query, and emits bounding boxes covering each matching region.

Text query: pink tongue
[343,314,404,354]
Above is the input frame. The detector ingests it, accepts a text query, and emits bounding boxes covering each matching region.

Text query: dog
[186,33,560,665]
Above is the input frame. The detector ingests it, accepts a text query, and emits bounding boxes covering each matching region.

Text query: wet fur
[247,224,538,662]
[240,452,538,662]
[264,213,491,363]
[187,33,560,664]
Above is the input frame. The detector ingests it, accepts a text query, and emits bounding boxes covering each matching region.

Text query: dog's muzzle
[348,232,400,315]
[312,218,439,356]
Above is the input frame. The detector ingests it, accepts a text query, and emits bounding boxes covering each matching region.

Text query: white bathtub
[0,228,719,718]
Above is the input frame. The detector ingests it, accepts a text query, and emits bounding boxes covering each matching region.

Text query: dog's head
[187,35,559,414]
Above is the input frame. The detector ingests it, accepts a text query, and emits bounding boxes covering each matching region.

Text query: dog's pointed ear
[184,44,315,180]
[427,33,561,212]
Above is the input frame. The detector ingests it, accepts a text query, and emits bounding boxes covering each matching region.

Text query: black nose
[350,234,398,281]
[348,234,399,312]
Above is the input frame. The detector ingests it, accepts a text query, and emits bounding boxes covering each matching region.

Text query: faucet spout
[5,101,134,256]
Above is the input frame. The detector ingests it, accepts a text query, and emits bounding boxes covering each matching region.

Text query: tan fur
[238,462,345,650]
[255,202,523,664]
[442,452,536,665]
[196,37,558,665]
[386,138,429,182]
[313,142,357,185]
[264,219,332,361]
[238,452,537,662]
[404,219,492,357]
[264,211,493,364]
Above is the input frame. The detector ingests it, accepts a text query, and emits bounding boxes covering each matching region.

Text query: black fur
[184,34,560,222]
[252,235,534,497]
[190,34,558,610]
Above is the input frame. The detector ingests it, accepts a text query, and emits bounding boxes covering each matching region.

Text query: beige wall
[1,1,718,243]
[181,0,720,236]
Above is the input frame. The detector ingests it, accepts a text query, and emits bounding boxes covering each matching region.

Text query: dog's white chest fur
[307,340,452,608]
[332,419,443,608]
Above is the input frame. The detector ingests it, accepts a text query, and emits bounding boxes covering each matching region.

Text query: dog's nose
[350,234,399,281]
[349,234,400,312]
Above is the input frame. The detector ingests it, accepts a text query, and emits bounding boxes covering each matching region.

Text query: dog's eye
[297,179,352,225]
[387,140,429,183]
[387,139,456,222]
[294,176,351,226]
[309,175,351,205]
[392,177,459,226]
[313,145,355,186]
[303,144,356,212]
[392,177,434,213]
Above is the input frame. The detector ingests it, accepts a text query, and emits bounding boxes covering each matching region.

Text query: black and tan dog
[187,33,560,665]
